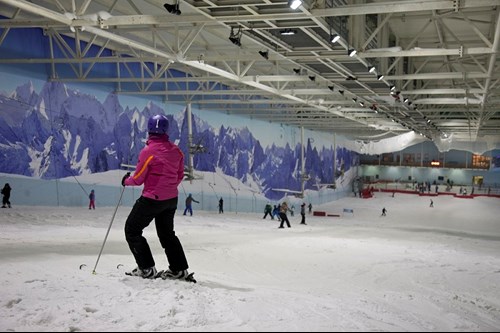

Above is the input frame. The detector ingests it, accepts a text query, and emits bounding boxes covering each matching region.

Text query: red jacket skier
[122,114,193,281]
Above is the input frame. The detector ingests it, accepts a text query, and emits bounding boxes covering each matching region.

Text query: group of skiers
[263,201,310,228]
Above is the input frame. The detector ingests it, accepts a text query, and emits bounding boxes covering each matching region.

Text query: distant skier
[218,197,224,214]
[300,202,307,225]
[290,204,295,217]
[278,202,291,228]
[88,189,96,210]
[272,205,281,221]
[121,114,192,281]
[1,183,11,208]
[183,194,200,216]
[381,207,387,216]
[263,202,273,220]
[308,203,313,214]
[430,199,434,208]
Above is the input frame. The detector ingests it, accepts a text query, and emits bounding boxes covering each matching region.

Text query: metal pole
[187,104,194,183]
[92,186,125,274]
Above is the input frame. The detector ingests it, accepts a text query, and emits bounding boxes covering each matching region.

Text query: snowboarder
[278,202,291,228]
[263,202,273,219]
[381,207,387,216]
[300,202,307,225]
[218,197,224,214]
[88,189,95,210]
[183,194,200,216]
[1,183,11,208]
[121,114,191,281]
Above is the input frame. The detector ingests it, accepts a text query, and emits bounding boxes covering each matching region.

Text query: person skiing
[218,197,224,214]
[183,194,200,216]
[1,183,11,208]
[381,207,387,216]
[308,203,313,214]
[278,202,291,228]
[121,114,192,281]
[272,205,281,221]
[263,202,273,219]
[300,202,307,225]
[88,189,96,210]
[430,199,434,208]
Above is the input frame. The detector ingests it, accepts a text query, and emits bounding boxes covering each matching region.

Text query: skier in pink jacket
[122,114,192,281]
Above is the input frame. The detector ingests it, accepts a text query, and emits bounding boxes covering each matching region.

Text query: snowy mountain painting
[0,81,358,200]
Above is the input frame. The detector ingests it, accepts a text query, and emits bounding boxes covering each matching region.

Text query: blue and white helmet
[148,114,169,134]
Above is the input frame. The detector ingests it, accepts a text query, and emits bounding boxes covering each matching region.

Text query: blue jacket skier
[183,194,200,216]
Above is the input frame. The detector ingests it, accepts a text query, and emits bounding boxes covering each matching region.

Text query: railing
[360,160,489,170]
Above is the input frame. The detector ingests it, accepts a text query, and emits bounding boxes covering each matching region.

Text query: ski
[155,270,197,283]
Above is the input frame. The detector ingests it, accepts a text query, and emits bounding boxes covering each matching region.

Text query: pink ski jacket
[124,134,184,201]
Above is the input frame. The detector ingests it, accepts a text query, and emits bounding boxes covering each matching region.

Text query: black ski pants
[125,196,188,271]
[279,213,291,228]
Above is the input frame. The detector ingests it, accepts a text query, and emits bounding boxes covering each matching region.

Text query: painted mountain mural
[0,81,358,200]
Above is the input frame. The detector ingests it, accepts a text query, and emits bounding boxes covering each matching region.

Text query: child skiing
[88,189,95,210]
[1,183,11,208]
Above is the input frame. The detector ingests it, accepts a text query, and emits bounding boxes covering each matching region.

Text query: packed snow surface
[1,193,499,331]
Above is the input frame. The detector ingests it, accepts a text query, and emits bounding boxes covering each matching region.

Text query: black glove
[121,172,131,186]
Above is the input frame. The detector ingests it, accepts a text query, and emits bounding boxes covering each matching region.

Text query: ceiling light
[352,97,357,103]
[359,102,365,107]
[331,34,340,43]
[368,66,376,73]
[164,2,181,15]
[339,90,344,95]
[328,86,334,91]
[293,68,301,74]
[288,0,303,10]
[404,98,409,103]
[259,50,269,60]
[390,85,396,91]
[308,75,316,82]
[280,29,297,36]
[377,74,384,80]
[348,49,357,57]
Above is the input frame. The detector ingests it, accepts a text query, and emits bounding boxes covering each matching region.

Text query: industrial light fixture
[280,29,297,36]
[359,101,365,107]
[368,66,376,73]
[339,90,344,95]
[328,86,334,91]
[259,50,269,59]
[377,74,384,81]
[331,34,340,43]
[288,0,303,10]
[352,97,357,103]
[348,49,357,57]
[390,84,396,91]
[293,68,301,74]
[229,27,242,47]
[164,1,181,15]
[308,75,316,82]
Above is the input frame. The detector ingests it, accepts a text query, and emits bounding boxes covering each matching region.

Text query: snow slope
[1,192,499,331]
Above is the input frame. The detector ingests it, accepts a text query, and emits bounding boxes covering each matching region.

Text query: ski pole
[92,186,126,274]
